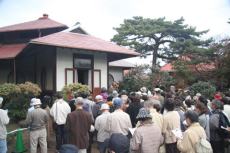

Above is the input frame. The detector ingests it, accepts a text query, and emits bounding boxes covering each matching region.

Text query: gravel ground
[7,124,99,153]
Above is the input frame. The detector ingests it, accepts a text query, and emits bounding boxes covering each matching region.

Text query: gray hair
[144,99,161,108]
[75,97,84,105]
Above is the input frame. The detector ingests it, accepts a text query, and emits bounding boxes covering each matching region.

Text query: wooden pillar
[34,54,37,83]
[13,58,16,83]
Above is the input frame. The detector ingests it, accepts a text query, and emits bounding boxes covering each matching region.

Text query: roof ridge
[0,17,67,32]
[31,31,139,56]
[64,31,133,50]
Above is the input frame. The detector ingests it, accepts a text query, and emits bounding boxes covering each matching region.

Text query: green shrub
[62,83,90,101]
[119,76,144,93]
[0,83,20,97]
[18,81,41,97]
[190,81,216,99]
[0,82,41,122]
[0,83,21,107]
[151,72,176,91]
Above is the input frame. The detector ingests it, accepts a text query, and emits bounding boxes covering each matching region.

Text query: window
[73,54,93,89]
[74,58,92,69]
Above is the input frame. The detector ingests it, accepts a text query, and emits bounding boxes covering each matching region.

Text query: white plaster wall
[56,48,73,91]
[94,53,107,88]
[56,47,108,91]
[109,67,123,82]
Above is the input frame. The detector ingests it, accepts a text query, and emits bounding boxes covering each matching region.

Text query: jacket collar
[189,122,200,128]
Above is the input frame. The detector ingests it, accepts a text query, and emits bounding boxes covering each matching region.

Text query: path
[8,129,99,153]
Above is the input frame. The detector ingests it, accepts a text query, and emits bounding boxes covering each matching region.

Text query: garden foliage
[190,81,216,99]
[0,82,41,122]
[62,83,90,101]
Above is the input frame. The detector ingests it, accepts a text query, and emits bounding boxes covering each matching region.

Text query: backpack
[217,111,230,139]
[195,138,213,153]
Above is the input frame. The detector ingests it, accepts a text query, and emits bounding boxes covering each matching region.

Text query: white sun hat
[100,103,110,110]
[32,98,42,106]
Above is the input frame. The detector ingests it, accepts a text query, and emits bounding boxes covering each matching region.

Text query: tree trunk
[152,49,158,73]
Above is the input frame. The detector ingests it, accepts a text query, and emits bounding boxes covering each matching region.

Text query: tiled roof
[109,59,135,68]
[0,44,26,59]
[31,32,139,56]
[0,15,67,32]
[160,63,175,72]
[160,62,215,72]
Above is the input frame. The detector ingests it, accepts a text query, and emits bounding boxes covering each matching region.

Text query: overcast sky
[0,0,230,65]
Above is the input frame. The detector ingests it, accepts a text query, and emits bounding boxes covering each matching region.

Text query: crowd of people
[1,85,230,153]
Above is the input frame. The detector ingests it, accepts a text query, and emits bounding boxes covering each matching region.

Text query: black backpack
[217,111,230,139]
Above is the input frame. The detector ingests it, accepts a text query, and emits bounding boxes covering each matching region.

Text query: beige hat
[30,98,37,106]
[32,98,42,106]
[100,103,110,110]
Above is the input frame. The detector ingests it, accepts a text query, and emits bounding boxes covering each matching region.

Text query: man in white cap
[0,97,9,153]
[25,98,49,153]
[95,103,110,153]
[28,98,36,113]
[92,95,105,119]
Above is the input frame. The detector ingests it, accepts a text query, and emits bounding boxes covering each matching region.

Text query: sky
[0,0,230,65]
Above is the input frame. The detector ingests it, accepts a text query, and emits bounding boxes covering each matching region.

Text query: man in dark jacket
[126,94,142,127]
[66,97,93,153]
[209,99,226,153]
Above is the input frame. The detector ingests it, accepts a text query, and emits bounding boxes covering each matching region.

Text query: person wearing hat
[152,88,164,107]
[95,103,110,153]
[59,144,79,153]
[92,95,105,119]
[25,98,49,153]
[0,97,9,153]
[108,133,130,153]
[106,97,132,136]
[66,97,93,153]
[28,97,36,113]
[130,108,163,153]
[209,99,226,153]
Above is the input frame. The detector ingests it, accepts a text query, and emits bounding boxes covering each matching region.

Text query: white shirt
[95,111,110,142]
[106,109,132,136]
[28,106,34,112]
[50,99,71,125]
[0,109,9,139]
[224,105,230,121]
